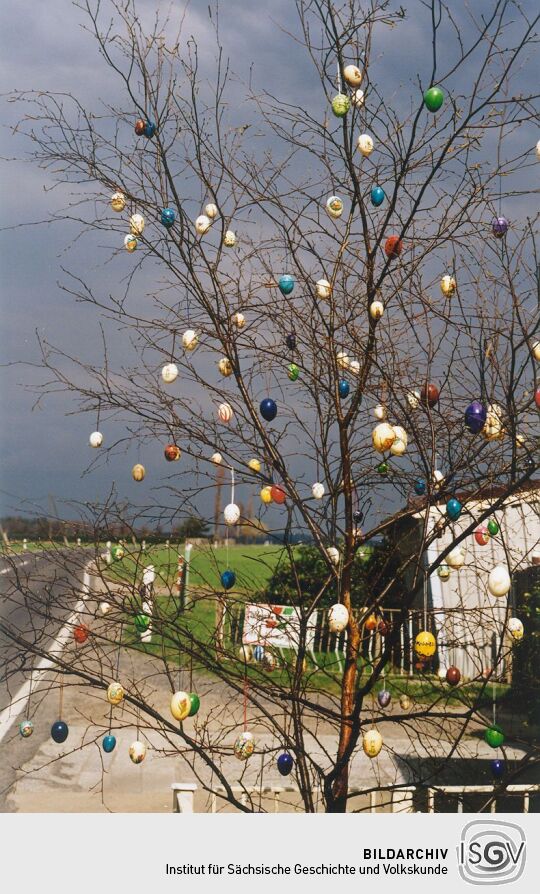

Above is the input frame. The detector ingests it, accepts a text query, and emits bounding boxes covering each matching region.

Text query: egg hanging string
[243,674,248,733]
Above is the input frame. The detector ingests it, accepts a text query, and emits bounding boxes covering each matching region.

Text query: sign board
[242,603,316,650]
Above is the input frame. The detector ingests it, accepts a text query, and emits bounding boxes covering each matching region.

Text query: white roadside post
[104,540,112,565]
[141,564,155,643]
[23,538,28,551]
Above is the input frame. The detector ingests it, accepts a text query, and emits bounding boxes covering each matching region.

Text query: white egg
[195,214,211,234]
[407,389,420,410]
[373,404,387,420]
[182,329,198,351]
[440,274,456,297]
[312,482,325,499]
[205,203,218,219]
[232,312,246,329]
[223,230,236,247]
[369,300,384,320]
[336,351,350,370]
[357,134,374,157]
[351,88,365,108]
[446,546,466,569]
[211,452,223,464]
[507,617,524,640]
[218,403,233,423]
[488,565,511,597]
[161,363,179,384]
[129,213,145,235]
[326,195,344,219]
[224,503,240,525]
[372,423,396,453]
[89,431,103,448]
[316,278,332,299]
[328,603,349,633]
[343,64,363,87]
[327,546,340,566]
[349,359,360,376]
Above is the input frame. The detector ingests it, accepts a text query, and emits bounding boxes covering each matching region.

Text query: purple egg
[464,400,487,434]
[492,216,508,238]
[377,689,391,708]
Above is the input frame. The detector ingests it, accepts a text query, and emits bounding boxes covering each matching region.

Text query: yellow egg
[260,486,273,504]
[248,458,261,472]
[111,191,126,212]
[107,681,125,705]
[372,423,396,453]
[218,357,233,376]
[170,691,191,721]
[362,729,383,758]
[369,300,384,320]
[129,213,145,236]
[132,463,145,482]
[124,234,137,252]
[414,630,436,658]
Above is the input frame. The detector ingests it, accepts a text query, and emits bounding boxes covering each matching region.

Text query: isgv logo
[458,820,526,885]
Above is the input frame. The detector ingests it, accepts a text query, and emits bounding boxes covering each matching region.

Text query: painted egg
[421,383,439,407]
[508,617,524,641]
[437,564,450,580]
[464,400,487,434]
[446,498,462,521]
[532,341,540,361]
[195,214,211,234]
[182,329,198,351]
[287,362,300,381]
[253,645,265,662]
[111,191,126,212]
[270,485,286,504]
[107,681,125,705]
[233,731,255,761]
[369,300,384,320]
[188,693,201,717]
[132,463,145,482]
[278,274,295,296]
[316,278,332,299]
[327,547,340,566]
[205,203,218,219]
[161,363,178,384]
[336,351,350,370]
[134,119,146,135]
[260,398,277,421]
[487,518,499,536]
[51,721,69,743]
[161,208,175,228]
[124,234,138,252]
[484,724,505,748]
[277,751,294,776]
[338,379,350,398]
[223,230,236,247]
[238,645,253,664]
[224,503,241,525]
[102,734,116,753]
[130,213,145,236]
[351,88,365,107]
[74,624,89,644]
[407,389,421,409]
[328,603,349,633]
[474,525,490,545]
[99,601,111,615]
[164,444,181,462]
[218,357,233,376]
[312,482,325,499]
[390,438,406,457]
[211,452,223,464]
[331,93,350,117]
[484,403,505,441]
[129,740,147,763]
[446,546,465,569]
[248,458,261,472]
[19,719,34,738]
[373,405,386,421]
[263,651,277,672]
[384,235,402,258]
[440,274,456,297]
[377,461,389,475]
[364,614,378,632]
[414,479,426,495]
[232,311,246,329]
[343,64,362,86]
[414,630,436,658]
[362,729,383,758]
[260,486,273,504]
[432,469,444,487]
[372,422,396,453]
[286,332,297,349]
[134,613,150,633]
[326,195,344,219]
[445,666,461,686]
[370,186,385,207]
[220,569,236,590]
[491,759,505,779]
[111,545,125,561]
[143,120,156,138]
[353,510,363,524]
[351,359,362,377]
[399,695,412,711]
[218,402,233,422]
[492,216,508,238]
[170,691,191,721]
[89,431,103,448]
[377,689,391,708]
[357,133,374,156]
[487,565,511,597]
[423,86,444,112]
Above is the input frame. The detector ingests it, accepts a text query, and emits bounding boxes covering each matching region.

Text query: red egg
[474,525,490,546]
[164,444,181,462]
[384,235,403,259]
[378,620,390,636]
[74,624,89,644]
[420,383,439,408]
[364,613,378,632]
[446,666,461,686]
[535,388,540,409]
[270,485,287,504]
[134,118,146,135]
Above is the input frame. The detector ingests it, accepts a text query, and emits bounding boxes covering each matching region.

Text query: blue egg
[278,275,295,296]
[253,645,265,662]
[464,400,487,434]
[370,186,385,207]
[260,398,277,422]
[221,569,236,590]
[338,379,350,399]
[490,758,505,779]
[102,734,117,753]
[446,498,462,521]
[144,120,156,138]
[51,720,69,744]
[414,479,426,496]
[161,208,175,228]
[277,751,294,776]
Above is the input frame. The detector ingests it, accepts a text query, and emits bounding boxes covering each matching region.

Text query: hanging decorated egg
[218,357,233,376]
[364,614,378,632]
[351,360,363,377]
[331,93,350,117]
[164,444,181,462]
[133,612,150,634]
[233,731,255,761]
[51,721,69,744]
[260,398,277,421]
[507,617,524,641]
[362,729,383,758]
[474,525,490,545]
[253,645,265,662]
[232,311,246,329]
[421,383,439,408]
[532,341,540,361]
[134,119,146,135]
[343,64,362,87]
[351,88,365,107]
[384,235,402,258]
[287,363,300,381]
[390,425,408,456]
[278,274,295,296]
[238,644,253,663]
[369,300,384,320]
[488,565,511,597]
[188,693,201,716]
[491,759,506,780]
[327,546,340,566]
[484,404,505,441]
[111,191,126,212]
[224,503,241,525]
[286,332,297,350]
[220,569,236,590]
[205,203,218,219]
[437,563,451,581]
[446,546,465,569]
[464,400,487,434]
[99,601,111,615]
[353,510,363,524]
[377,461,389,475]
[182,329,198,351]
[107,681,125,705]
[102,734,116,753]
[111,545,125,561]
[129,213,145,236]
[484,724,505,748]
[446,497,462,521]
[263,651,277,672]
[19,719,34,738]
[312,482,325,499]
[161,208,175,228]
[445,666,461,686]
[440,274,456,297]
[218,402,233,423]
[414,479,426,496]
[144,120,156,138]
[129,740,147,763]
[270,485,286,504]
[316,278,332,299]
[370,186,385,207]
[195,214,211,235]
[132,463,145,482]
[373,404,387,420]
[74,624,89,644]
[338,379,350,398]
[223,230,236,247]
[326,195,344,219]
[487,518,499,537]
[399,694,412,711]
[124,234,138,252]
[407,389,420,410]
[277,751,294,776]
[414,630,436,658]
[423,86,444,112]
[377,689,391,708]
[161,363,178,384]
[211,452,223,465]
[328,603,349,633]
[372,422,396,453]
[170,691,191,722]
[260,486,273,504]
[336,351,350,370]
[89,431,103,448]
[248,458,261,472]
[357,133,374,157]
[492,216,508,238]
